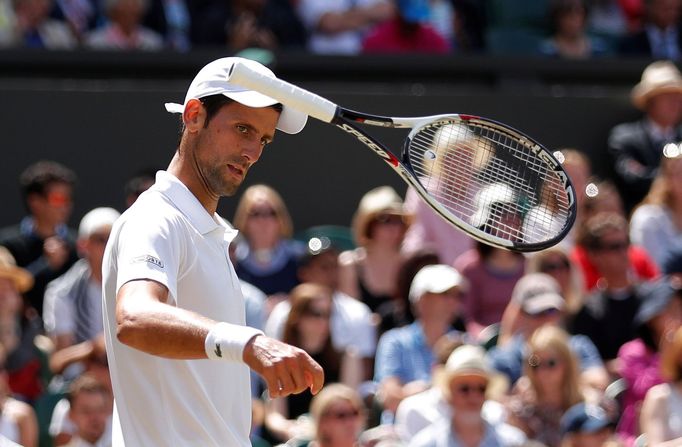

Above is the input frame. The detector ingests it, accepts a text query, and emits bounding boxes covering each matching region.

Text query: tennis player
[101,57,324,446]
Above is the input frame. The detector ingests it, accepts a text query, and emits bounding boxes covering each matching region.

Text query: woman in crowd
[616,277,682,444]
[540,0,610,58]
[640,326,682,446]
[265,284,363,443]
[506,325,584,446]
[630,153,682,268]
[338,186,411,313]
[286,383,366,447]
[233,184,305,305]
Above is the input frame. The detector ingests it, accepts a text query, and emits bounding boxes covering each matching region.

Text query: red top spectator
[362,0,449,53]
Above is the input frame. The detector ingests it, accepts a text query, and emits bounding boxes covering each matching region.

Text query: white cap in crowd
[79,207,121,238]
[408,264,466,304]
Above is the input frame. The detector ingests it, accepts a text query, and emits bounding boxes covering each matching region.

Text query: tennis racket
[227,63,576,252]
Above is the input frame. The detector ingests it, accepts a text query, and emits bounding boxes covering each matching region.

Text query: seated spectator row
[3,0,682,59]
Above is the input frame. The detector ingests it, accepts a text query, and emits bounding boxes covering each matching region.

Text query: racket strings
[407,119,572,244]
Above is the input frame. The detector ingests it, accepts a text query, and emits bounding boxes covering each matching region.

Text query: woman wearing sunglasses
[410,344,526,447]
[264,284,363,443]
[506,325,584,447]
[232,184,306,307]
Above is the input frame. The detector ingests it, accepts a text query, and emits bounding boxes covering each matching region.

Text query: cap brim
[165,91,307,135]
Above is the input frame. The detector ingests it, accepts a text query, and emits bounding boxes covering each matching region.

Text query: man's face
[80,228,112,275]
[189,101,279,197]
[29,181,73,226]
[70,391,110,443]
[647,92,682,128]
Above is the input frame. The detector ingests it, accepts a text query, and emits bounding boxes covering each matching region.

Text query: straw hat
[0,247,33,293]
[351,186,412,246]
[631,60,682,110]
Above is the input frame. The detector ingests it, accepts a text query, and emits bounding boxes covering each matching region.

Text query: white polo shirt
[102,171,257,447]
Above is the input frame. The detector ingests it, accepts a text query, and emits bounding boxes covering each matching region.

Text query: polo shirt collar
[152,171,236,238]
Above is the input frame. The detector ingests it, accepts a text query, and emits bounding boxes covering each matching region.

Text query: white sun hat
[164,57,307,134]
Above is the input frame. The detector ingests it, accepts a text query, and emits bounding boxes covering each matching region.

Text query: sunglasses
[248,209,277,219]
[528,355,561,370]
[324,409,360,420]
[374,214,405,226]
[46,191,72,207]
[456,383,487,396]
[303,308,331,319]
[540,259,570,273]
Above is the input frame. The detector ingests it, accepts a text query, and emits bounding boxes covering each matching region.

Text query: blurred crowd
[2,0,682,58]
[3,37,682,447]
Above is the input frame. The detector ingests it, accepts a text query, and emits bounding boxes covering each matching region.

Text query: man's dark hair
[175,95,283,144]
[124,168,158,199]
[19,160,76,200]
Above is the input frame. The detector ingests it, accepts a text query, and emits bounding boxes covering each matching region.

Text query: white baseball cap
[408,264,466,303]
[164,57,307,135]
[79,207,121,238]
[444,344,491,379]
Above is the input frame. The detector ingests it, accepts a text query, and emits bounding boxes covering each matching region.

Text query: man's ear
[183,99,206,133]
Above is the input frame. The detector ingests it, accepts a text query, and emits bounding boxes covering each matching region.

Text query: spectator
[375,247,440,337]
[143,0,191,51]
[506,326,585,447]
[450,0,486,52]
[615,277,682,444]
[85,0,164,50]
[0,247,45,404]
[264,283,362,443]
[288,384,366,447]
[490,273,608,391]
[374,264,466,417]
[0,160,79,317]
[587,0,629,42]
[50,0,103,42]
[455,241,525,339]
[607,60,682,212]
[62,374,112,447]
[394,335,511,442]
[362,0,450,53]
[525,247,585,314]
[0,0,76,48]
[232,184,305,302]
[560,402,620,447]
[296,0,394,54]
[338,186,412,313]
[0,343,37,447]
[48,351,111,446]
[540,0,611,58]
[401,122,486,265]
[43,208,120,378]
[640,326,682,446]
[123,168,156,208]
[265,235,376,380]
[619,0,682,59]
[630,152,682,268]
[569,213,651,363]
[409,345,526,447]
[190,0,306,51]
[571,211,658,292]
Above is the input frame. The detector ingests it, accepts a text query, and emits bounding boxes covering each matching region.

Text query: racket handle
[228,62,338,123]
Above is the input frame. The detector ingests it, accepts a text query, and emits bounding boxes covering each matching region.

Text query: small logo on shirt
[214,343,222,358]
[131,255,164,269]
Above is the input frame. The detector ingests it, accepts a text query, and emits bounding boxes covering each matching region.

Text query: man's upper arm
[113,212,183,303]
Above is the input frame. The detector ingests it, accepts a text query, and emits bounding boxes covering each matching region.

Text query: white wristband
[205,322,263,362]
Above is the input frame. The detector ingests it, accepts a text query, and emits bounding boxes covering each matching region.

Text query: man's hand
[243,335,324,399]
[43,236,69,271]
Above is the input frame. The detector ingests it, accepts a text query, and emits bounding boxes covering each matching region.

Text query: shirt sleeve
[43,281,74,337]
[113,211,183,302]
[374,330,405,383]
